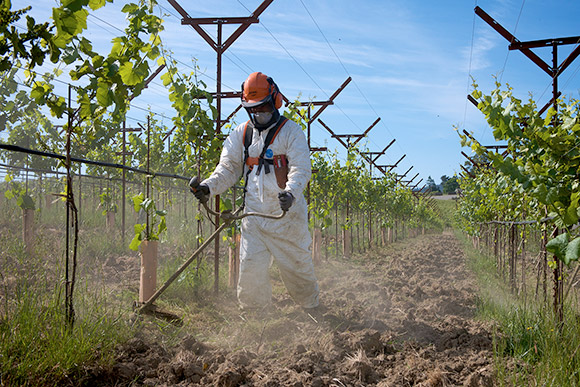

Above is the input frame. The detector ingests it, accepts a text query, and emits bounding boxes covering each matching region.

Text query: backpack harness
[243,116,289,175]
[240,116,289,208]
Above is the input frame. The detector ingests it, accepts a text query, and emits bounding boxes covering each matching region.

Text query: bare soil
[85,231,495,386]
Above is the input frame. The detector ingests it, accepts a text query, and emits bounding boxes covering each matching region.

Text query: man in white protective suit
[192,72,319,311]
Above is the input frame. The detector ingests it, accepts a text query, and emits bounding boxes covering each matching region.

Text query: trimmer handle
[190,176,285,221]
[189,176,201,192]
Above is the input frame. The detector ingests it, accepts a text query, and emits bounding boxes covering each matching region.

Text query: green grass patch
[457,229,580,386]
[0,285,132,386]
[434,198,457,228]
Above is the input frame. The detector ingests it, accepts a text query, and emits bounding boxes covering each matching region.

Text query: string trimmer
[135,177,286,319]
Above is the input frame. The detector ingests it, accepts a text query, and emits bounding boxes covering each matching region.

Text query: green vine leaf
[565,237,580,266]
[119,61,144,86]
[546,233,569,262]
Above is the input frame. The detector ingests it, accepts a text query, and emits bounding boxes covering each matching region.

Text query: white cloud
[463,29,500,72]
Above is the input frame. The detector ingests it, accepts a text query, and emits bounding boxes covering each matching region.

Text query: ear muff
[267,77,283,109]
[240,81,245,103]
[273,85,283,110]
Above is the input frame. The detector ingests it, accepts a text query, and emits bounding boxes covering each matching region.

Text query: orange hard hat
[241,72,283,109]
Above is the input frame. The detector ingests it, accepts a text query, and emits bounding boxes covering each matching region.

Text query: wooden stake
[106,212,116,230]
[381,227,386,246]
[312,228,322,264]
[228,234,240,289]
[139,240,158,303]
[342,229,351,259]
[45,194,52,210]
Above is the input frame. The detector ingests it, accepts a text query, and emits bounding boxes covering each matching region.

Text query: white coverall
[203,119,319,309]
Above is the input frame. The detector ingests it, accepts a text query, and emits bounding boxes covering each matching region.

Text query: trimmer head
[133,301,183,326]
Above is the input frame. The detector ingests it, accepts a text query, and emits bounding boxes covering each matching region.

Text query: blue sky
[9,0,580,186]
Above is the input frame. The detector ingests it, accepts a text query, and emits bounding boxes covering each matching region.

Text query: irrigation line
[0,143,190,182]
[477,217,554,226]
[0,163,194,196]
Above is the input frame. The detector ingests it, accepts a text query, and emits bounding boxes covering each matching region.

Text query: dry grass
[345,348,373,382]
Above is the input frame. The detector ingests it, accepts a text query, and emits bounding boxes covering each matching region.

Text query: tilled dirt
[86,231,495,386]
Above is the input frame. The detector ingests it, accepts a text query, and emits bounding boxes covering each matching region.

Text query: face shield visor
[243,95,280,130]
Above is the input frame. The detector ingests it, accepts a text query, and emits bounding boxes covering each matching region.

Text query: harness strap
[240,116,289,209]
[242,116,288,173]
[242,121,252,167]
[256,116,288,176]
[246,155,287,168]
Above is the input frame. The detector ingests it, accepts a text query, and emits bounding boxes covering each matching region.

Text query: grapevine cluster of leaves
[0,1,55,72]
[458,79,580,265]
[310,147,442,233]
[4,174,35,210]
[129,192,167,251]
